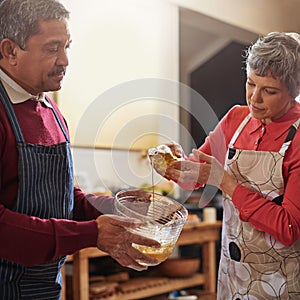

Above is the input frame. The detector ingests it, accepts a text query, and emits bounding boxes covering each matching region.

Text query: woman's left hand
[166,149,238,196]
[165,149,225,188]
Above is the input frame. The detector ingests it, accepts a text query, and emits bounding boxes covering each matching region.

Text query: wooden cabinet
[61,221,221,300]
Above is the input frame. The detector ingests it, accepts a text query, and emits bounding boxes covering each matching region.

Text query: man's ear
[0,38,20,65]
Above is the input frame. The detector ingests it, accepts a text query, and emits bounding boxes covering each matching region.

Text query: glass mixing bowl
[114,190,188,266]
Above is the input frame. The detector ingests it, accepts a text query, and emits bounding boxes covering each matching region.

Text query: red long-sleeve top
[198,104,300,246]
[0,97,114,267]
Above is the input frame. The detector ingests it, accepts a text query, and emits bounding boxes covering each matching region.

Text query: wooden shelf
[90,273,205,300]
[62,221,222,300]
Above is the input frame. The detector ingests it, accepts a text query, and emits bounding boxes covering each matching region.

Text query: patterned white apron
[218,114,300,300]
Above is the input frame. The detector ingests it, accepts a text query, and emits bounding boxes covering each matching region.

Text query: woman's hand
[166,149,237,196]
[165,142,185,159]
[165,149,223,187]
[95,214,161,271]
[149,142,186,179]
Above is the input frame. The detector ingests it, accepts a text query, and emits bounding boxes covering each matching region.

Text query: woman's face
[246,69,295,124]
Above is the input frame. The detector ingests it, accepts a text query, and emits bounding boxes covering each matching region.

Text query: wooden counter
[61,221,221,300]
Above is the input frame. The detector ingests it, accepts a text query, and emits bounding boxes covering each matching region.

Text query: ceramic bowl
[158,257,200,278]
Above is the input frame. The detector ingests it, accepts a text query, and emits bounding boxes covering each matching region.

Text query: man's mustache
[48,67,66,76]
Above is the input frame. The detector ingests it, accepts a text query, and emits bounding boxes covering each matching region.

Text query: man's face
[11,19,71,95]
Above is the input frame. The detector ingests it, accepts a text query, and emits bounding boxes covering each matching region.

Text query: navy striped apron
[0,81,74,299]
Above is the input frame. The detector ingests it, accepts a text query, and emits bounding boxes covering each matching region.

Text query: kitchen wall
[58,0,179,150]
[72,146,179,198]
[170,0,300,35]
[72,147,149,193]
[58,0,181,194]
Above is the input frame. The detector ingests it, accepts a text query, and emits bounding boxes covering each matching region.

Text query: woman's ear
[0,38,19,65]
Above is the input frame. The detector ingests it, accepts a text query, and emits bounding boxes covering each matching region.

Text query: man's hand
[95,214,161,271]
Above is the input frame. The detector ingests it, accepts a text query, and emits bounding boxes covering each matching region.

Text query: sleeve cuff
[231,184,252,221]
[55,219,99,257]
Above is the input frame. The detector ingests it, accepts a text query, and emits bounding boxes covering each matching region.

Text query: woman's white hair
[245,32,300,98]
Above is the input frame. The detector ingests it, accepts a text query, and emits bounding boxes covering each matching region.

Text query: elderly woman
[161,32,300,299]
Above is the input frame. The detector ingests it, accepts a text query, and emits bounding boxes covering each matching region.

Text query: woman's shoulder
[222,105,250,125]
[293,101,300,116]
[226,105,250,117]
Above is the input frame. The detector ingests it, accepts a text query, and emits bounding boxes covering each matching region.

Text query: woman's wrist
[219,172,238,197]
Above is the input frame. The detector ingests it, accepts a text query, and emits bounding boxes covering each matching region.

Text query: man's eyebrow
[44,39,72,46]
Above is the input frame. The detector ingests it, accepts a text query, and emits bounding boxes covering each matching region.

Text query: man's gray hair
[0,0,70,59]
[245,32,300,98]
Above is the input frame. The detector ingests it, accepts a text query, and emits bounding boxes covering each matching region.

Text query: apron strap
[279,117,300,155]
[0,80,25,143]
[44,95,70,143]
[228,112,300,155]
[228,113,251,148]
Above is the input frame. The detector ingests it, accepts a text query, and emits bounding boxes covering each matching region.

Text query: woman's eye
[246,81,255,87]
[265,89,277,95]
